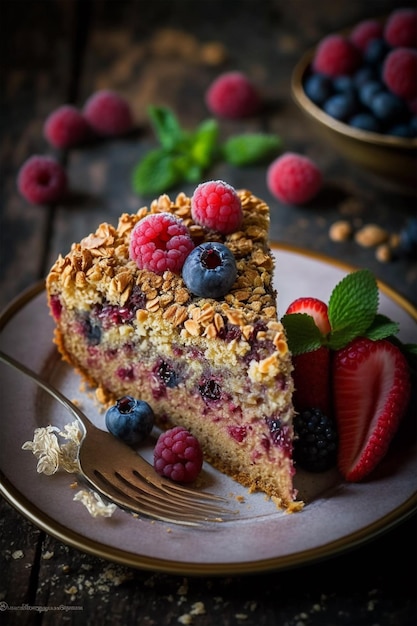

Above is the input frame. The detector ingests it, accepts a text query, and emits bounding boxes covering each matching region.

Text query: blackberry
[293,408,338,472]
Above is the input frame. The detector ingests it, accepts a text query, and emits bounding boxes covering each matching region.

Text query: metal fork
[0,350,236,526]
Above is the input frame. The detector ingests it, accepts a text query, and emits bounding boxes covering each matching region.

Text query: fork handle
[0,349,91,435]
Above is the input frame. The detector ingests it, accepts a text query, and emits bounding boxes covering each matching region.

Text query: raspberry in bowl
[291,9,417,190]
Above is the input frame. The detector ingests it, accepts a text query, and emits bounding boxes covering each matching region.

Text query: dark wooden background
[1,1,416,624]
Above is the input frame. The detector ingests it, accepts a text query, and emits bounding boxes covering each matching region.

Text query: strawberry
[333,337,411,482]
[285,297,331,335]
[292,346,332,415]
[285,297,332,415]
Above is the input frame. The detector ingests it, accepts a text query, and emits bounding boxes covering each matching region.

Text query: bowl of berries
[291,8,417,190]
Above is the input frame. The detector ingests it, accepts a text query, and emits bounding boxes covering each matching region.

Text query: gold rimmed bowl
[291,48,417,191]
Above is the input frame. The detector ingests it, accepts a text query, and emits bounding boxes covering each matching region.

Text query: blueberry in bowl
[291,9,417,190]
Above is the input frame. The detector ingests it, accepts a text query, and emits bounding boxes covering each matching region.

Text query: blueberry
[370,92,407,124]
[358,80,384,108]
[353,66,377,88]
[332,75,355,95]
[363,38,390,65]
[105,396,154,446]
[182,242,237,298]
[323,93,357,121]
[304,73,333,105]
[388,123,416,138]
[398,217,417,257]
[349,112,381,132]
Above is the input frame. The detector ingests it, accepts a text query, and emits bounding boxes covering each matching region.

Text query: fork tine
[112,471,236,517]
[86,471,225,526]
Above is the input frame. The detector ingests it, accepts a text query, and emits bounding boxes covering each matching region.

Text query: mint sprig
[281,269,412,356]
[131,106,282,196]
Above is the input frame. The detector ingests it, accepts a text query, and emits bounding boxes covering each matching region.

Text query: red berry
[17,155,67,205]
[267,152,322,205]
[191,180,243,234]
[292,347,332,416]
[384,8,417,49]
[154,426,203,483]
[313,34,361,77]
[285,297,332,415]
[129,212,194,274]
[383,47,417,101]
[205,71,261,119]
[285,297,331,335]
[349,19,384,52]
[83,90,133,136]
[44,105,89,149]
[333,337,410,482]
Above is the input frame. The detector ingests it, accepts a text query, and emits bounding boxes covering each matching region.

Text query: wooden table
[1,1,416,624]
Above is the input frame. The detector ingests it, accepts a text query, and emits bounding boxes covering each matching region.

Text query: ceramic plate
[1,244,416,575]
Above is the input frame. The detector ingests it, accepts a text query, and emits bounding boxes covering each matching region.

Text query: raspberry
[129,212,194,274]
[153,426,203,483]
[43,105,89,149]
[313,34,361,77]
[383,47,417,101]
[267,152,322,205]
[349,19,384,52]
[17,155,67,205]
[191,180,243,234]
[384,8,417,49]
[83,90,133,136]
[205,71,261,119]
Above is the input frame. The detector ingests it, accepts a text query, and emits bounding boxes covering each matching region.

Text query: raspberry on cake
[46,187,302,511]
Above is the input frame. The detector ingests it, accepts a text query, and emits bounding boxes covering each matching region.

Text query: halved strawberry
[286,297,332,415]
[285,297,331,336]
[333,337,410,482]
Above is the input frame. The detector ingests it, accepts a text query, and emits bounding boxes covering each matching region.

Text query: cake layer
[46,189,302,510]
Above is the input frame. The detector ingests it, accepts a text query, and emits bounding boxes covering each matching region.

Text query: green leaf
[328,269,379,350]
[281,313,324,355]
[131,148,184,196]
[222,133,282,166]
[364,313,400,341]
[147,106,185,151]
[190,119,219,169]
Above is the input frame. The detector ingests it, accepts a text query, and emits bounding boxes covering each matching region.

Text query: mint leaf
[190,119,219,169]
[131,148,184,195]
[222,133,282,166]
[364,313,400,340]
[281,313,324,355]
[148,106,185,151]
[328,269,379,350]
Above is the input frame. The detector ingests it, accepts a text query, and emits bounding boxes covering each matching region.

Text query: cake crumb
[329,220,353,241]
[42,551,54,560]
[12,550,24,560]
[354,224,389,247]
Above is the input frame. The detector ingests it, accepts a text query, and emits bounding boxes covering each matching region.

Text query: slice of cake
[46,182,302,511]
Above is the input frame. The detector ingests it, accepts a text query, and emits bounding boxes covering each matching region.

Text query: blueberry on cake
[46,180,302,511]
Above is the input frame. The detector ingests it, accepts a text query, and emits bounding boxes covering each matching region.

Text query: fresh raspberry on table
[349,19,384,52]
[205,71,261,119]
[83,90,133,136]
[129,212,194,274]
[154,426,203,483]
[17,155,67,205]
[43,104,90,149]
[191,180,243,234]
[312,34,361,77]
[267,152,322,205]
[383,47,417,101]
[384,8,417,49]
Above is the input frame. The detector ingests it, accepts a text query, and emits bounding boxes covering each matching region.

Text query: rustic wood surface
[1,1,416,624]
